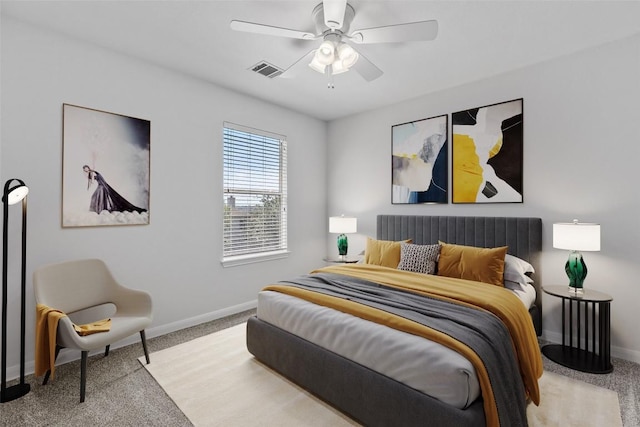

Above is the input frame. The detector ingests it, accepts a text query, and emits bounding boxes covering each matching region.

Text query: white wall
[327,34,640,363]
[0,17,327,376]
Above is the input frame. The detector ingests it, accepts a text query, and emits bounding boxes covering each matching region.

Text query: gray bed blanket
[279,272,528,427]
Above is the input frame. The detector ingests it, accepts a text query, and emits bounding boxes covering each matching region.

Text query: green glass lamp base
[337,234,348,258]
[565,250,587,293]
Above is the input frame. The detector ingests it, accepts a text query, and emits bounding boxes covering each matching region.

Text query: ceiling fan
[230,0,438,88]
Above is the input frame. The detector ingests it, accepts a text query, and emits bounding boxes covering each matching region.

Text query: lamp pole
[1,178,30,402]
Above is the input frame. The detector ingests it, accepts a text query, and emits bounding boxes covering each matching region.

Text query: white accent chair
[33,258,152,402]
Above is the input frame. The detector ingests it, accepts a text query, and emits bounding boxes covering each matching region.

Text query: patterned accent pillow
[397,243,440,275]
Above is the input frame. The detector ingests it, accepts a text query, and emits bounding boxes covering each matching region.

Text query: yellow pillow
[437,242,508,286]
[364,238,412,268]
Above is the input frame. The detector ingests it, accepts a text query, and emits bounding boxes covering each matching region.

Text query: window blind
[223,122,287,259]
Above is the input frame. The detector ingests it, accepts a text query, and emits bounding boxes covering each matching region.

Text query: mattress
[257,290,481,409]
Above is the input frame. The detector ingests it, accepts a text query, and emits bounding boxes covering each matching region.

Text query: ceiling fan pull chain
[326,64,335,89]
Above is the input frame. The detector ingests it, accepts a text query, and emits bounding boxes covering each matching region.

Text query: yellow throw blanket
[35,304,66,378]
[73,319,112,336]
[264,263,543,427]
[35,304,112,379]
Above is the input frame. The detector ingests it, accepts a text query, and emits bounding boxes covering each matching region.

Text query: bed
[246,215,543,427]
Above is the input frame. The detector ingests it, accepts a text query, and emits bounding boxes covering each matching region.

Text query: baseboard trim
[145,300,257,339]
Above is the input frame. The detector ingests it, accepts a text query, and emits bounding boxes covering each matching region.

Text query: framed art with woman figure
[62,104,150,227]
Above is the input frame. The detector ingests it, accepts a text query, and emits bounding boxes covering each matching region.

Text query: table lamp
[553,219,600,294]
[329,215,357,260]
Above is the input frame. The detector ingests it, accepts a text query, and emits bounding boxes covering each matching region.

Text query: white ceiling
[3,0,640,121]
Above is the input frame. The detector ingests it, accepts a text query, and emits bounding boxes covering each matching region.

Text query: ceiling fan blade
[350,20,438,44]
[279,50,316,79]
[322,0,347,29]
[351,50,383,82]
[230,20,317,40]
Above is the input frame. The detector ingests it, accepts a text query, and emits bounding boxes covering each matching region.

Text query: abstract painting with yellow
[451,99,523,203]
[452,133,483,202]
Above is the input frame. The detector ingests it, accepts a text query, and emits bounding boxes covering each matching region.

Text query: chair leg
[80,351,88,403]
[140,330,150,364]
[43,345,63,385]
[104,345,110,357]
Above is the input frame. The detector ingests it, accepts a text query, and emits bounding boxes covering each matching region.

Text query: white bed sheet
[506,281,537,309]
[257,290,481,409]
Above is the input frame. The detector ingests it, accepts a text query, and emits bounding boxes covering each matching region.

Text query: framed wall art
[391,114,448,204]
[451,98,523,203]
[62,104,150,227]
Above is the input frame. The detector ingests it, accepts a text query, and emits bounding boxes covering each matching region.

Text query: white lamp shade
[6,184,29,205]
[329,216,357,234]
[315,41,335,65]
[336,42,359,68]
[308,55,326,73]
[553,222,601,251]
[331,59,349,75]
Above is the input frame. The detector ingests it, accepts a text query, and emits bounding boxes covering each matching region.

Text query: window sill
[221,250,290,267]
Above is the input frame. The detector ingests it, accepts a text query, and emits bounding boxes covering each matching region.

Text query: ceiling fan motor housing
[312,2,355,35]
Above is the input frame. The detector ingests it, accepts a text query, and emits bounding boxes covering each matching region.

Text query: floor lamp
[1,178,30,402]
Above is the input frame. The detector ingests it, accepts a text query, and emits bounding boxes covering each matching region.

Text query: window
[222,122,288,265]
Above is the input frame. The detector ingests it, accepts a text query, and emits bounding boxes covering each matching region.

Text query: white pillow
[504,254,534,285]
[506,254,535,273]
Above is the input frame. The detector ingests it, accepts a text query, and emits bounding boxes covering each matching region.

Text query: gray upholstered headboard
[377,215,543,333]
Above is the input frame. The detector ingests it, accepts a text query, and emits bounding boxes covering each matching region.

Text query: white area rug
[141,323,622,427]
[527,370,622,427]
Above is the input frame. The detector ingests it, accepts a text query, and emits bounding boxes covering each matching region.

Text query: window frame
[221,122,288,267]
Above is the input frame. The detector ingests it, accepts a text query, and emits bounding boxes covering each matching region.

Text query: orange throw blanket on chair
[35,304,66,378]
[35,304,112,379]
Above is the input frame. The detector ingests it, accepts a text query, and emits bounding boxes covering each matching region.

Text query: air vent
[250,61,284,78]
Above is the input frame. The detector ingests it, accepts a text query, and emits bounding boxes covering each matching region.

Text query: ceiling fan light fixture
[310,40,358,76]
[308,55,326,73]
[331,59,349,74]
[336,42,359,68]
[315,40,336,65]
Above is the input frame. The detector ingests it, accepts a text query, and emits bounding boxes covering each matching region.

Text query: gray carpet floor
[1,310,639,426]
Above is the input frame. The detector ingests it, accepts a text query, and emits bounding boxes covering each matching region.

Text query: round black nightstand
[542,285,613,374]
